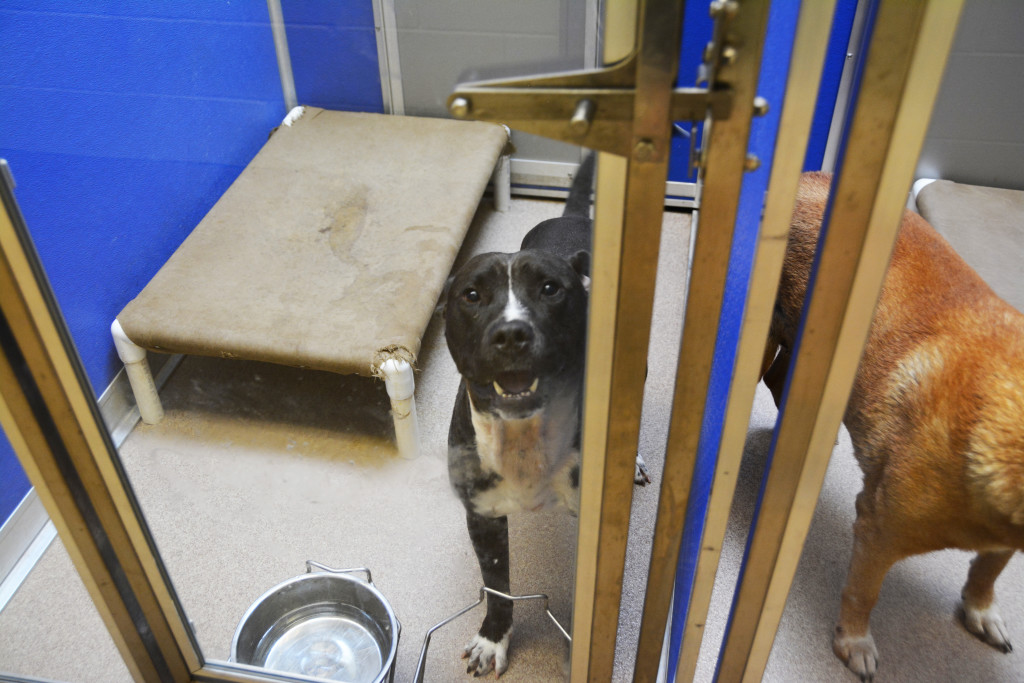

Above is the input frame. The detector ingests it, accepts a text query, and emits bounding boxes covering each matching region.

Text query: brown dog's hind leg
[833,506,906,682]
[961,550,1015,653]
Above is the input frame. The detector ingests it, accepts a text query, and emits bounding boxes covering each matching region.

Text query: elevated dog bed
[113,108,509,457]
[913,179,1024,312]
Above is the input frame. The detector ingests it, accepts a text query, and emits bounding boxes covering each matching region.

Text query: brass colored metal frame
[715,1,964,680]
[0,2,967,683]
[630,0,774,679]
[445,4,736,159]
[449,84,731,158]
[669,2,838,681]
[574,0,684,677]
[0,174,197,681]
[447,2,775,679]
[0,1,692,681]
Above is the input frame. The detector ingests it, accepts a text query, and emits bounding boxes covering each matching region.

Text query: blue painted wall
[0,2,381,523]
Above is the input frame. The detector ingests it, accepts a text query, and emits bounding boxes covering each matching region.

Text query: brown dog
[762,172,1024,681]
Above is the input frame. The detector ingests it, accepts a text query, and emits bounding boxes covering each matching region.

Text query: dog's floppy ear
[436,274,455,316]
[569,250,591,293]
[569,250,590,278]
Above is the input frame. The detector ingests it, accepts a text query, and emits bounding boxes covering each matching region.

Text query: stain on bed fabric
[323,187,370,260]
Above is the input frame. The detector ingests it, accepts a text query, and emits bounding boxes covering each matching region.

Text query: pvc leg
[492,152,511,213]
[111,320,164,424]
[379,358,420,459]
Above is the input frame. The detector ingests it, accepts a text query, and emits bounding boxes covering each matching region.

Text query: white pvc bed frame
[110,2,511,459]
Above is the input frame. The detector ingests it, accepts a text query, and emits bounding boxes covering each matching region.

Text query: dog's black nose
[488,320,534,352]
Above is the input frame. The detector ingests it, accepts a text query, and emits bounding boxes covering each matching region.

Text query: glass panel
[0,524,136,683]
[0,2,595,682]
[394,0,593,167]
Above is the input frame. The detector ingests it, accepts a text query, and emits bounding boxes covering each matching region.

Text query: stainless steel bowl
[231,565,399,683]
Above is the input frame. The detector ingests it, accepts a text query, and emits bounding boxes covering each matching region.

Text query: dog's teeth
[493,378,538,398]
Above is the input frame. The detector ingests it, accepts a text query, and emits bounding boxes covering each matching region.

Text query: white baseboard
[0,351,182,612]
[506,157,700,209]
[0,492,56,611]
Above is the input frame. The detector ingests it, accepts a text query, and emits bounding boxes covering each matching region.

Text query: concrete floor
[1,196,1022,683]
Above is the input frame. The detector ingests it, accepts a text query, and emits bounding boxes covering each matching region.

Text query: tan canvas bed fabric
[113,108,508,456]
[914,179,1024,312]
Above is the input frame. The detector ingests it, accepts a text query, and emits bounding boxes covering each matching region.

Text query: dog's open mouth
[493,372,539,399]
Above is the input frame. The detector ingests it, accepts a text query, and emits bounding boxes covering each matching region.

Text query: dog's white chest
[469,405,579,517]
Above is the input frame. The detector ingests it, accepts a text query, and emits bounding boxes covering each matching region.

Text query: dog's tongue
[495,371,536,395]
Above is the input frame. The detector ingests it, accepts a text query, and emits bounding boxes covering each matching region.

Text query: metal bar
[449,85,729,159]
[572,0,684,679]
[672,2,838,680]
[571,0,637,679]
[451,87,732,124]
[0,171,198,681]
[371,0,405,115]
[573,147,628,683]
[414,587,569,683]
[631,1,772,680]
[572,148,628,683]
[569,0,640,678]
[266,0,298,111]
[585,0,601,69]
[821,0,873,173]
[714,1,964,680]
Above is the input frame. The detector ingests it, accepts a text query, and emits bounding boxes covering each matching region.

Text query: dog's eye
[462,288,481,303]
[541,282,560,297]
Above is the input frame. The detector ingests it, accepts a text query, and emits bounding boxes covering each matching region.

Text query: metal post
[266,0,298,112]
[631,0,773,679]
[371,0,405,115]
[714,1,964,680]
[669,2,838,680]
[573,0,686,678]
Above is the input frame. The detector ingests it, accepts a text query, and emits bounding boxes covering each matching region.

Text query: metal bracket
[447,50,736,158]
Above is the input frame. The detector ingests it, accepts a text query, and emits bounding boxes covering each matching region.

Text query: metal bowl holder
[289,563,567,682]
[413,587,571,683]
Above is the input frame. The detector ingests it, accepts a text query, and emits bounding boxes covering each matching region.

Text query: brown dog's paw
[833,626,878,682]
[962,602,1014,653]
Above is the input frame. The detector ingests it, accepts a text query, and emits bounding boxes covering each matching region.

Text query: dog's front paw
[463,631,511,678]
[833,627,878,682]
[962,601,1013,653]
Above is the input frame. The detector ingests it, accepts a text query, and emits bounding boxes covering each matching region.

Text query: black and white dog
[442,153,648,677]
